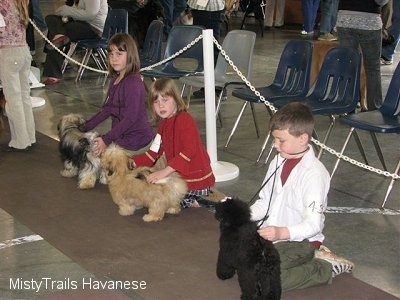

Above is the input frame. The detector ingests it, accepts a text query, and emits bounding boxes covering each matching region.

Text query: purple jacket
[82,73,154,150]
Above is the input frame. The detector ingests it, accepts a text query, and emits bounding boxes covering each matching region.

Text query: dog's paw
[78,176,96,189]
[166,207,181,214]
[118,205,135,216]
[143,214,163,222]
[99,171,107,185]
[60,169,78,177]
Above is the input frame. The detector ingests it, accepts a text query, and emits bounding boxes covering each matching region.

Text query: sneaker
[301,30,314,35]
[315,245,355,278]
[381,56,393,65]
[318,33,338,41]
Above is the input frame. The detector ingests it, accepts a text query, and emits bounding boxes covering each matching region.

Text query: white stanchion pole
[202,29,239,182]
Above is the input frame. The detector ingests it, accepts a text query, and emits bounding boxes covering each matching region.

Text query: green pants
[274,241,332,291]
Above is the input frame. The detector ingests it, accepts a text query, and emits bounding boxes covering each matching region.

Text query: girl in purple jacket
[80,33,154,156]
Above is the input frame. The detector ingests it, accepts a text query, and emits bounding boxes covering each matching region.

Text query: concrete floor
[0,0,399,299]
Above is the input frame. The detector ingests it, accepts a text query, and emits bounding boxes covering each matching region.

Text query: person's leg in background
[32,0,48,32]
[318,0,338,41]
[26,0,35,55]
[265,0,277,28]
[301,0,320,34]
[381,0,399,64]
[274,0,285,27]
[381,0,393,45]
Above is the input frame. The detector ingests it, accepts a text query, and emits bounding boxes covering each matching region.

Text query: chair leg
[381,158,400,209]
[61,42,77,74]
[263,144,275,165]
[331,127,354,178]
[257,132,271,162]
[352,129,369,165]
[76,48,92,82]
[249,102,260,138]
[225,101,248,147]
[317,115,336,159]
[370,132,388,171]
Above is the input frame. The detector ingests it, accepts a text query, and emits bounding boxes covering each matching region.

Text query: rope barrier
[30,18,399,180]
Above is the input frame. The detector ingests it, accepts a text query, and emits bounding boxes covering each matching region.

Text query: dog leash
[249,158,286,229]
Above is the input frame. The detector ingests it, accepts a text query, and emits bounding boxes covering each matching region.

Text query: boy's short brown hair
[270,102,314,139]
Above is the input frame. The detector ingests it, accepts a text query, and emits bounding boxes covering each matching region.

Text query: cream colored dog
[101,144,187,222]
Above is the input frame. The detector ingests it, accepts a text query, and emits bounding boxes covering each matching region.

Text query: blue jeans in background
[319,0,339,34]
[381,0,400,61]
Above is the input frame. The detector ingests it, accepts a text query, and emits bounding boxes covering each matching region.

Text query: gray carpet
[0,132,398,300]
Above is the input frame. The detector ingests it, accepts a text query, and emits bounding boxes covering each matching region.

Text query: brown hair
[15,0,29,27]
[269,102,314,139]
[107,33,141,77]
[148,78,187,120]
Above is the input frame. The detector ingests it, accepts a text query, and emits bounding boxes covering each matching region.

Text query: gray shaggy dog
[57,113,105,189]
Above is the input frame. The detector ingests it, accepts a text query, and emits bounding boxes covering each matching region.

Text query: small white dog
[57,113,105,189]
[101,144,188,222]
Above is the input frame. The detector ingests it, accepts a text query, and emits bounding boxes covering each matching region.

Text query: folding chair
[330,61,400,209]
[68,9,129,82]
[227,40,313,159]
[141,25,204,81]
[179,30,256,119]
[140,19,164,68]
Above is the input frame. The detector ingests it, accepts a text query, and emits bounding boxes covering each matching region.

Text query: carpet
[0,132,398,300]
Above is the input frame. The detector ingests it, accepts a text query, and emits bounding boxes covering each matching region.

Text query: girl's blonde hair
[107,33,140,77]
[148,78,187,120]
[15,0,29,27]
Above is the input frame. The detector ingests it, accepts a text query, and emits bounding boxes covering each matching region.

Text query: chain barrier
[29,18,203,75]
[31,18,399,180]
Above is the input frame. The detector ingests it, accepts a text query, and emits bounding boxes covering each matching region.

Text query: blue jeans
[319,0,339,34]
[32,0,47,31]
[337,27,383,110]
[160,0,187,34]
[381,0,400,61]
[301,0,320,33]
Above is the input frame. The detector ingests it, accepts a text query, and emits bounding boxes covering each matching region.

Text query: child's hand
[257,226,289,242]
[93,137,106,156]
[146,167,175,183]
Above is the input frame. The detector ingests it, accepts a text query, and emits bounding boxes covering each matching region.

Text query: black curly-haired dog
[215,198,281,300]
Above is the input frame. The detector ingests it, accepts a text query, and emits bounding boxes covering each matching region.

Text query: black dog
[215,198,281,300]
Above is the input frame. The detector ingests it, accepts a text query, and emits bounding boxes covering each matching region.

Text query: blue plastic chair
[140,19,164,68]
[74,8,129,82]
[141,25,204,80]
[269,47,362,160]
[226,40,313,159]
[331,61,400,209]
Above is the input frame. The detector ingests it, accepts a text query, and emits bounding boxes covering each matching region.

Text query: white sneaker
[301,30,314,35]
[315,245,354,278]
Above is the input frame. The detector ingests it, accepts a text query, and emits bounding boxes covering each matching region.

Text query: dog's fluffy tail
[164,176,187,201]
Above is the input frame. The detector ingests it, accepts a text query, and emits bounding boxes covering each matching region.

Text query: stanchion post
[202,29,239,182]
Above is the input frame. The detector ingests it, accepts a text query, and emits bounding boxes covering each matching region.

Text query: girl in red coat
[132,78,216,208]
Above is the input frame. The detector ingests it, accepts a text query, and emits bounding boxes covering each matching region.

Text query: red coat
[133,111,215,190]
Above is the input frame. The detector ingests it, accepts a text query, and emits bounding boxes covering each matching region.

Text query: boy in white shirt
[251,102,354,290]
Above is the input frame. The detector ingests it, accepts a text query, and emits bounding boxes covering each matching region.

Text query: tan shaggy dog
[101,144,188,222]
